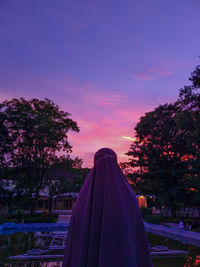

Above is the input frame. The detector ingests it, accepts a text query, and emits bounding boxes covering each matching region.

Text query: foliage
[23,214,58,223]
[0,213,58,224]
[0,98,79,214]
[127,60,200,216]
[43,155,89,213]
[143,215,165,225]
[0,111,13,205]
[127,103,188,215]
[140,207,152,217]
[174,63,200,211]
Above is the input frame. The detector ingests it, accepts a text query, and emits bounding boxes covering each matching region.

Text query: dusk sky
[0,0,200,167]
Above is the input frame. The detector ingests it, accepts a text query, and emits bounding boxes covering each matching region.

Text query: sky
[0,0,200,167]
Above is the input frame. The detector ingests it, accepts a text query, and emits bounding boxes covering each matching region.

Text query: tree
[127,59,200,216]
[175,62,200,214]
[127,103,188,216]
[176,63,200,152]
[0,106,15,210]
[0,98,79,214]
[72,157,83,169]
[44,156,89,214]
[45,155,74,214]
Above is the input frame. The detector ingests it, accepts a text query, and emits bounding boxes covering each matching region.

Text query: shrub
[140,207,152,217]
[0,213,58,224]
[144,215,164,224]
[23,214,58,223]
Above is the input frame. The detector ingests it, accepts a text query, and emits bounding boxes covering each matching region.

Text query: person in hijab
[63,148,153,267]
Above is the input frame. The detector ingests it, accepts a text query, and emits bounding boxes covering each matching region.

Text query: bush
[0,217,8,225]
[193,228,200,233]
[0,217,18,224]
[23,217,41,223]
[0,213,58,224]
[23,214,58,223]
[16,209,25,222]
[144,215,164,224]
[140,207,152,217]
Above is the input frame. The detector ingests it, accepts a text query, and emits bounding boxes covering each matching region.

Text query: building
[37,193,78,211]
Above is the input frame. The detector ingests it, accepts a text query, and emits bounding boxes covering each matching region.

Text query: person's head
[94,147,117,165]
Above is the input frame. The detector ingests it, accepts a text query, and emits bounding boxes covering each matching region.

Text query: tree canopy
[127,61,200,216]
[0,97,80,214]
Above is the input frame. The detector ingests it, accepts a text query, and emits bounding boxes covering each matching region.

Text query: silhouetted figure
[63,148,153,267]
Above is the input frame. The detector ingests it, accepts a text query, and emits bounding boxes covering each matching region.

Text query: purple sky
[0,0,200,166]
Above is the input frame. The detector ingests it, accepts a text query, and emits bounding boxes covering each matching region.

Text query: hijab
[63,148,153,267]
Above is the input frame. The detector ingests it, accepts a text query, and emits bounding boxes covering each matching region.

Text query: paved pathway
[144,222,200,247]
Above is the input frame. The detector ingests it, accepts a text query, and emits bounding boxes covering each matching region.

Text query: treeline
[0,98,89,215]
[126,61,200,217]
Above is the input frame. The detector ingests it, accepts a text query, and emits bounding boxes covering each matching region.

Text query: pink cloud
[69,120,133,167]
[93,92,128,108]
[63,91,149,167]
[0,72,158,167]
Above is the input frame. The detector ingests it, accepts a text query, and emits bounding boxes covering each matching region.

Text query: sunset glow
[0,1,200,167]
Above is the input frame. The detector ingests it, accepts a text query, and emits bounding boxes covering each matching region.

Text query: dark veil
[63,148,153,267]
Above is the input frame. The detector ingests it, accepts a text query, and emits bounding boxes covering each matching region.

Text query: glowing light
[137,195,147,208]
[190,187,196,191]
[128,179,134,185]
[121,136,136,141]
[138,195,145,199]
